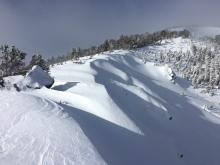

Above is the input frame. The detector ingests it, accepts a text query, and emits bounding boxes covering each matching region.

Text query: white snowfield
[0,91,105,165]
[1,48,220,165]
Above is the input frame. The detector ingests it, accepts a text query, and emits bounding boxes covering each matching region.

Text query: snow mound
[160,64,176,82]
[23,66,54,89]
[0,91,105,165]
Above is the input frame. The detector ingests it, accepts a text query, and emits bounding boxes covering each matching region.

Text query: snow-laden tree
[213,57,220,87]
[72,47,81,60]
[0,45,26,76]
[204,50,211,83]
[29,54,49,72]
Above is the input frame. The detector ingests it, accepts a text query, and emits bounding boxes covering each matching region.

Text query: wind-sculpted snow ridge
[1,49,220,165]
[0,91,105,165]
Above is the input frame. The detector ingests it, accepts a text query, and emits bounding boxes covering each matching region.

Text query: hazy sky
[0,0,219,59]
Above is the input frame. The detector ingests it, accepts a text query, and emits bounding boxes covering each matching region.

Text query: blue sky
[0,0,219,59]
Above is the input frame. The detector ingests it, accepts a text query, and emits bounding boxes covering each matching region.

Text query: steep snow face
[0,91,105,165]
[34,51,143,135]
[2,49,220,165]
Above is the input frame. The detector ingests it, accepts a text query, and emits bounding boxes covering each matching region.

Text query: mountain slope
[1,49,220,165]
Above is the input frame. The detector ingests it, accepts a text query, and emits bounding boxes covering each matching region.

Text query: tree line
[48,29,190,65]
[0,29,191,78]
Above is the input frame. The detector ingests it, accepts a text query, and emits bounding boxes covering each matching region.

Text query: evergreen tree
[0,45,26,76]
[29,54,49,72]
[204,50,211,83]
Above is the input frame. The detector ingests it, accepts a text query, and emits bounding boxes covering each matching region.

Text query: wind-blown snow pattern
[0,91,105,165]
[1,48,220,165]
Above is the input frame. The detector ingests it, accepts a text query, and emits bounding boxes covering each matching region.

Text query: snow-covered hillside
[1,49,220,165]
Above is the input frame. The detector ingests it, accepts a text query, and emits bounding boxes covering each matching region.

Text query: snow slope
[1,49,220,165]
[0,91,105,165]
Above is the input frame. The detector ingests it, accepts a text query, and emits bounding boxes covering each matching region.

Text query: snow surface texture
[23,65,54,89]
[0,91,105,165]
[1,49,220,165]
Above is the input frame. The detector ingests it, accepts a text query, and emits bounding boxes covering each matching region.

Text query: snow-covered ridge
[1,49,220,165]
[0,91,105,165]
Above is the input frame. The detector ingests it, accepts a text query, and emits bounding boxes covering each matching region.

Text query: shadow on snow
[61,54,220,165]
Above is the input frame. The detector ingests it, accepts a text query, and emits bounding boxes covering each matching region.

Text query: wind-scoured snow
[1,48,220,165]
[0,91,105,165]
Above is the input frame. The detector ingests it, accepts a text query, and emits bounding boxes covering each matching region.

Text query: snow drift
[23,65,54,89]
[0,91,105,165]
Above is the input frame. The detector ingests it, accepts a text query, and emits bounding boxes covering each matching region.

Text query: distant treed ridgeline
[47,29,190,65]
[0,29,190,77]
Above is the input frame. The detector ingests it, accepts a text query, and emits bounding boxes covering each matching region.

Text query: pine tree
[204,50,211,83]
[29,54,49,72]
[0,45,26,76]
[9,46,26,75]
[214,58,220,86]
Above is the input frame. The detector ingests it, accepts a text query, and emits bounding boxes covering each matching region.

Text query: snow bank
[23,65,54,89]
[0,91,105,165]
